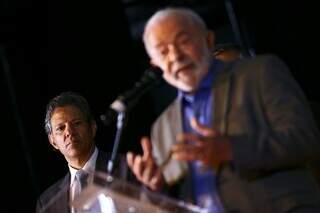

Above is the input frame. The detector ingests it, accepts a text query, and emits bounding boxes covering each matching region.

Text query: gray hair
[44,91,94,135]
[143,7,208,45]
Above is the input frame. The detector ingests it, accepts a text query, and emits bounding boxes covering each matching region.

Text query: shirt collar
[69,146,98,185]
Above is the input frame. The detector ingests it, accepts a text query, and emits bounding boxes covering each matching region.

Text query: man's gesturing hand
[171,118,233,168]
[126,137,164,191]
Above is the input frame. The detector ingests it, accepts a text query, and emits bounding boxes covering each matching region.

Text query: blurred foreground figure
[126,7,320,213]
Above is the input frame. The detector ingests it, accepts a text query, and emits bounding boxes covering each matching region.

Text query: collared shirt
[69,146,98,189]
[180,60,224,213]
[68,147,116,213]
[69,147,98,212]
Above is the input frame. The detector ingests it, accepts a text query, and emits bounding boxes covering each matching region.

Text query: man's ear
[206,30,215,50]
[48,134,59,150]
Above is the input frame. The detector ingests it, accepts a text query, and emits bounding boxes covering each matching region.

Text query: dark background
[1,0,319,212]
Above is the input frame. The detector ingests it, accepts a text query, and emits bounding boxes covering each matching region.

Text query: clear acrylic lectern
[71,171,204,213]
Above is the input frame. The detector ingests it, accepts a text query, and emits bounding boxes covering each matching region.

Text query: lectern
[71,171,204,213]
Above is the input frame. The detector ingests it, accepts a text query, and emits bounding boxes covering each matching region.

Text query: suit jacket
[36,150,129,213]
[151,55,320,212]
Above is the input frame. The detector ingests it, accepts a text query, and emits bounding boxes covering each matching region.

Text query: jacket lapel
[43,174,70,213]
[213,63,233,135]
[59,174,71,213]
[163,99,188,185]
[95,150,108,173]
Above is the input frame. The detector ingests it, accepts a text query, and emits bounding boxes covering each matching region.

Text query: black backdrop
[1,0,319,212]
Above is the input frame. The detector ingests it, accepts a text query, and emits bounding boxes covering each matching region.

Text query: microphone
[110,67,162,113]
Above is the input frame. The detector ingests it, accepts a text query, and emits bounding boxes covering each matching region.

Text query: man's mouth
[174,63,193,79]
[66,139,79,148]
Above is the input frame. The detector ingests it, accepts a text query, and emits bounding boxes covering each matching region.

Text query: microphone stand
[224,0,256,57]
[104,67,162,175]
[107,111,125,174]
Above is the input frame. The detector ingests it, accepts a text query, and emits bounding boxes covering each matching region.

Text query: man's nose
[65,123,75,137]
[168,44,183,62]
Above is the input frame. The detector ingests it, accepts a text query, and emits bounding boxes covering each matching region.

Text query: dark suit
[36,150,128,213]
[151,55,320,212]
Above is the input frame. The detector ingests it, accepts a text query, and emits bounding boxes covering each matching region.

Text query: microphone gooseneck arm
[107,111,125,174]
[104,67,162,175]
[110,67,162,113]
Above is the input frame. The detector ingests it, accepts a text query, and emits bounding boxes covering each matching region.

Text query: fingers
[174,132,205,162]
[126,137,164,191]
[171,142,205,162]
[173,131,214,163]
[130,154,162,190]
[131,155,144,180]
[149,170,164,191]
[141,159,156,184]
[173,129,233,166]
[141,137,152,161]
[176,132,203,145]
[127,152,145,180]
[126,152,134,168]
[190,118,220,137]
